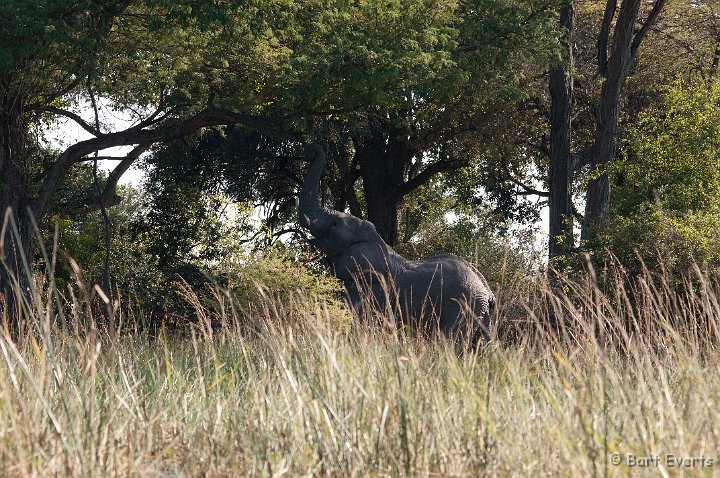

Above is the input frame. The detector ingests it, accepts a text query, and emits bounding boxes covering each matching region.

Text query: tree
[537,0,673,264]
[0,0,311,305]
[580,0,668,240]
[547,2,575,262]
[283,0,561,245]
[44,180,165,311]
[0,1,521,330]
[92,0,562,250]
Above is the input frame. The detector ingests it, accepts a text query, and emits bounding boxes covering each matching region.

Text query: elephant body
[298,144,495,343]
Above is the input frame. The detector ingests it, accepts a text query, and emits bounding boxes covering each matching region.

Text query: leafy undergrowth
[1,263,719,477]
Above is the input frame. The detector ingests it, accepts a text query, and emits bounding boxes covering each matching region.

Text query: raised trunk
[297,144,332,227]
[548,3,575,262]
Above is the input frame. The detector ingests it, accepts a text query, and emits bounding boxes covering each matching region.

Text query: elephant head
[298,144,389,278]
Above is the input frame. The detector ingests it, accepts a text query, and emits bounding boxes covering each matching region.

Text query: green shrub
[603,76,720,273]
[43,185,165,307]
[221,248,351,326]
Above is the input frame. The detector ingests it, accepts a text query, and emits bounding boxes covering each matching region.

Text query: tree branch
[130,105,180,130]
[630,0,668,59]
[508,177,549,197]
[77,156,133,161]
[43,106,100,136]
[598,0,618,76]
[26,76,83,111]
[501,164,549,197]
[64,142,151,215]
[103,143,151,198]
[32,107,300,217]
[515,189,550,197]
[395,158,467,198]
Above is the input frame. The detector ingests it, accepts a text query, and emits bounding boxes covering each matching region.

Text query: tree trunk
[581,0,668,241]
[581,74,627,242]
[365,192,401,246]
[0,207,34,310]
[548,3,576,261]
[354,121,415,246]
[0,84,33,318]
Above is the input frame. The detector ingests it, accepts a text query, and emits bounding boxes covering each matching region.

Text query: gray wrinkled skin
[298,144,495,344]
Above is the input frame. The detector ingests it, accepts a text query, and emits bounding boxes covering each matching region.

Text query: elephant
[298,143,495,344]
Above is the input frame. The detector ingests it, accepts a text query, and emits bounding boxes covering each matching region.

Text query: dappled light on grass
[1,257,720,476]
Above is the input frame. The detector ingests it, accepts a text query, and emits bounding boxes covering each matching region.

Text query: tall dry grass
[1,230,719,476]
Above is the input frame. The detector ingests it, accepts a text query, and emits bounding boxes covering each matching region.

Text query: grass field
[1,263,719,477]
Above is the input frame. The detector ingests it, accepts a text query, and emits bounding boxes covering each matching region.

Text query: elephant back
[400,254,495,340]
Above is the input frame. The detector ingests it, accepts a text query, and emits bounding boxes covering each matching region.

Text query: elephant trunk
[298,143,331,229]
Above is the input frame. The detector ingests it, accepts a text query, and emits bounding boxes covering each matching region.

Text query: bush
[603,76,720,273]
[220,247,350,326]
[43,184,165,309]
